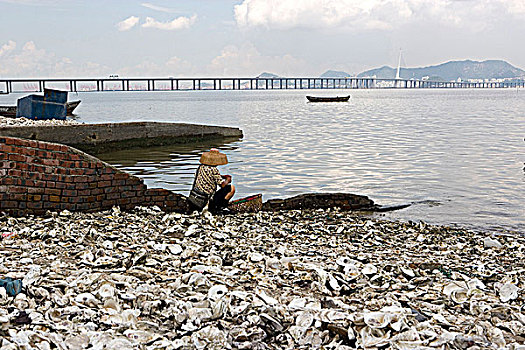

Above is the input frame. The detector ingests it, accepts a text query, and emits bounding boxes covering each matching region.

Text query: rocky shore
[0,207,524,349]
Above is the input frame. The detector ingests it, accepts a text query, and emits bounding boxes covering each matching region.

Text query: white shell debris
[0,115,80,127]
[0,207,524,349]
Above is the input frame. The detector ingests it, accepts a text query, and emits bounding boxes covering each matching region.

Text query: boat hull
[306,95,350,102]
[0,100,81,118]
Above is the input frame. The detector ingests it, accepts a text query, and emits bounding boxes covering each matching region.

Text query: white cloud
[142,14,197,30]
[503,0,525,15]
[118,56,197,77]
[116,16,140,31]
[0,41,110,78]
[141,2,178,13]
[0,40,16,57]
[207,43,311,76]
[234,0,525,32]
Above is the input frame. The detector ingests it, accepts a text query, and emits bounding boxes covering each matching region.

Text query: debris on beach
[0,116,80,127]
[0,207,523,349]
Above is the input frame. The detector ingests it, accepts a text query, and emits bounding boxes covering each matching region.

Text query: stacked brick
[0,136,189,216]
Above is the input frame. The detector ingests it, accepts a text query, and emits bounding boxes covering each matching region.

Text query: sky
[1,0,525,78]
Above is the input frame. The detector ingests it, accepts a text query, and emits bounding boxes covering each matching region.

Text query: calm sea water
[1,89,524,232]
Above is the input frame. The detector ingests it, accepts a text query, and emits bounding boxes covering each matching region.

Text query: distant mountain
[256,72,280,78]
[320,70,351,78]
[358,60,525,81]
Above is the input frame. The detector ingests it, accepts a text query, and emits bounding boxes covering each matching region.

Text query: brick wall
[0,136,189,216]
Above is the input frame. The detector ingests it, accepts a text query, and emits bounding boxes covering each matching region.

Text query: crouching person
[188,148,235,214]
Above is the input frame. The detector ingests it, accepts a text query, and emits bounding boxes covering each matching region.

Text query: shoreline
[1,208,523,349]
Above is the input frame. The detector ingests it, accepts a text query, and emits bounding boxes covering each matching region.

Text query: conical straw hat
[199,148,228,166]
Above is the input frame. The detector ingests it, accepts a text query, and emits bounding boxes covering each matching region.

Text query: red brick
[27,187,45,194]
[55,182,67,189]
[118,198,131,205]
[36,150,50,158]
[27,140,39,148]
[44,143,62,151]
[44,188,61,196]
[120,191,136,198]
[76,203,90,211]
[89,202,102,210]
[0,145,16,153]
[43,202,61,209]
[100,174,113,181]
[103,187,116,194]
[8,154,27,162]
[27,202,43,209]
[111,180,126,187]
[42,159,60,167]
[2,201,18,208]
[73,176,89,183]
[11,193,27,201]
[19,179,35,187]
[62,175,74,183]
[106,192,120,200]
[42,174,59,182]
[68,154,81,161]
[78,189,90,196]
[67,196,85,204]
[69,168,85,176]
[0,177,16,185]
[9,186,26,194]
[98,181,111,188]
[102,199,117,207]
[75,183,90,190]
[44,166,54,174]
[62,189,77,196]
[8,169,23,177]
[114,173,129,180]
[21,148,37,156]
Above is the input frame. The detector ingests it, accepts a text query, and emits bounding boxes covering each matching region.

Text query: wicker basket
[228,194,263,213]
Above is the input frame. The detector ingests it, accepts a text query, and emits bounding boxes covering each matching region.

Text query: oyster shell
[0,206,523,349]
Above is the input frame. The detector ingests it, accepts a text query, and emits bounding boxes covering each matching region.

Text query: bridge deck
[1,77,523,94]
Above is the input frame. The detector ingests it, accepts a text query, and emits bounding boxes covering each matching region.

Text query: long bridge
[1,77,524,94]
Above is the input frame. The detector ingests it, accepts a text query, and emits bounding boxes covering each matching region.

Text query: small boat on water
[0,100,81,118]
[306,95,350,102]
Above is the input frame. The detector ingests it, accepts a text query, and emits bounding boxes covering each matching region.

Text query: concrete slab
[0,121,243,153]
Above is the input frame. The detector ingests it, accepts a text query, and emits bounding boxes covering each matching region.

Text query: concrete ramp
[0,121,243,153]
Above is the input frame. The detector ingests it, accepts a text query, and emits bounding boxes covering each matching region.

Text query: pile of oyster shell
[0,207,523,349]
[0,116,80,127]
